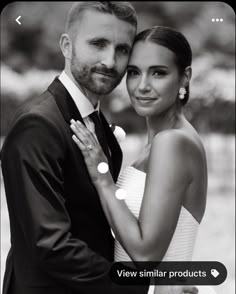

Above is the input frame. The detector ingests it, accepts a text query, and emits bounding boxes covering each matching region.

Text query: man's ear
[60,33,72,60]
[181,66,192,88]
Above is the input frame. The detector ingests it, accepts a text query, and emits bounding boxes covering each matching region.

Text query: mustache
[92,66,118,77]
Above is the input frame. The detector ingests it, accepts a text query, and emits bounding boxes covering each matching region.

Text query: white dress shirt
[58,71,99,134]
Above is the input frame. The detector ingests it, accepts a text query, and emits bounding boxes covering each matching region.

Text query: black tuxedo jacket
[1,78,149,294]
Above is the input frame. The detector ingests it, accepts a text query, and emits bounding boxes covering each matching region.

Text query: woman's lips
[136,96,157,101]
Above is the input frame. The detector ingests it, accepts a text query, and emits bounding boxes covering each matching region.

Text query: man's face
[70,10,136,95]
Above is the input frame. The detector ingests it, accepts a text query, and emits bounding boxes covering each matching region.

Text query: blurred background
[1,2,235,293]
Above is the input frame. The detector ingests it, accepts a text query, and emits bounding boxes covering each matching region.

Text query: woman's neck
[146,105,184,144]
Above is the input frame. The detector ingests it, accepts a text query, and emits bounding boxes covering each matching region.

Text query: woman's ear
[59,33,72,60]
[181,66,192,88]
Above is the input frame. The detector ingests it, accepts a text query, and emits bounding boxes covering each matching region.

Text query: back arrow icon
[16,16,21,25]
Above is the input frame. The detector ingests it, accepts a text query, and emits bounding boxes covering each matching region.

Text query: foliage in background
[1,2,235,135]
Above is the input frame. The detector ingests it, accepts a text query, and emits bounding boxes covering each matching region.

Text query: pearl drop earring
[179,87,187,99]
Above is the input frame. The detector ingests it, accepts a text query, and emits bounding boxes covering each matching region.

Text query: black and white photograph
[1,2,235,294]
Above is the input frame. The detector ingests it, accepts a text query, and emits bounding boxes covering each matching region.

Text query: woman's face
[126,41,182,117]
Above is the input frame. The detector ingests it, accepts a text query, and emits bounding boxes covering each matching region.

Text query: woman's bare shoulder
[152,127,205,157]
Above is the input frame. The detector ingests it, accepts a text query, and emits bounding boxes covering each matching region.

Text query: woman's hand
[154,286,198,294]
[70,119,113,185]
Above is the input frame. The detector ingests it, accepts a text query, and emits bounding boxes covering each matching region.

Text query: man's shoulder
[3,86,65,147]
[22,89,56,115]
[1,88,64,153]
[12,87,60,124]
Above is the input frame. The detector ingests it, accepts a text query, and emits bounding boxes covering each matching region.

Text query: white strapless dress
[114,166,217,294]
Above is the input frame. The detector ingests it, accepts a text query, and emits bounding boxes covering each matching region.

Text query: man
[2,2,146,294]
[1,2,197,294]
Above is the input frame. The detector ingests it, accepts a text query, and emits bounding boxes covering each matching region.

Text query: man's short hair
[65,1,137,36]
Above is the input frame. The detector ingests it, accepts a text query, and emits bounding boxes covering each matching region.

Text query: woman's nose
[137,75,151,93]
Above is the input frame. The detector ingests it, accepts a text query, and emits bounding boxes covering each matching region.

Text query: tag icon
[211,269,220,278]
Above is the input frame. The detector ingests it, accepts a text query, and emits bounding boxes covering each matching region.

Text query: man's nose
[100,47,116,69]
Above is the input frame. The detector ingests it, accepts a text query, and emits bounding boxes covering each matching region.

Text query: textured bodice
[114,166,199,262]
[114,166,216,294]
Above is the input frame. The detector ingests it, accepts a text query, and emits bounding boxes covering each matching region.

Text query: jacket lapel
[48,78,122,181]
[48,77,85,126]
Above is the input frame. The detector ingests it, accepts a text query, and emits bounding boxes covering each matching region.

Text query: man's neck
[64,68,100,107]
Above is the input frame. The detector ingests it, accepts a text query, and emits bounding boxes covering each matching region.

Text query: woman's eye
[127,70,139,77]
[153,70,166,76]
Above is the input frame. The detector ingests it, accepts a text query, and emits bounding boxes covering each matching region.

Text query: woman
[70,26,215,294]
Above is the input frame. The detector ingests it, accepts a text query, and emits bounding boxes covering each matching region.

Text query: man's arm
[2,113,114,293]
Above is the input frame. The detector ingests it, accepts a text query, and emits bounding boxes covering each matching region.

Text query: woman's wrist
[93,172,114,189]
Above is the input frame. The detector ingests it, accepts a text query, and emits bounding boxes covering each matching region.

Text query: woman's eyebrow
[149,65,168,69]
[127,65,138,69]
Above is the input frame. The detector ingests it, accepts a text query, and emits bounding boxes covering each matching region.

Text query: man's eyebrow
[87,39,131,51]
[88,37,108,42]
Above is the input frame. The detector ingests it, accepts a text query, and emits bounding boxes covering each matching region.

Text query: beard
[70,49,124,95]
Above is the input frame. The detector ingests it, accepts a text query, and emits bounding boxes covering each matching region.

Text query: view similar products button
[110,261,227,286]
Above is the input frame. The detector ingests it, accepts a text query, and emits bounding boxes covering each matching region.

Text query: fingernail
[76,120,82,124]
[72,135,77,141]
[70,119,76,123]
[70,124,76,129]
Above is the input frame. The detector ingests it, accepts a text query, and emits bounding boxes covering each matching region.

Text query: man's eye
[90,41,106,49]
[117,46,129,55]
